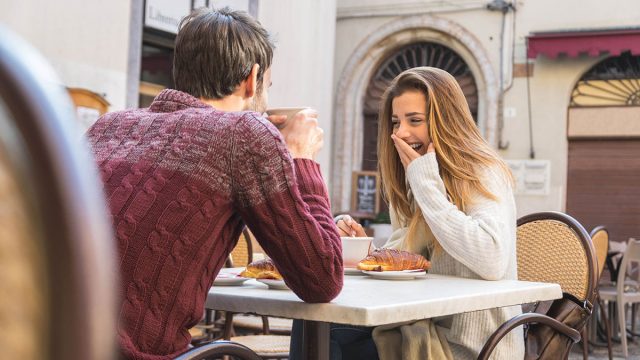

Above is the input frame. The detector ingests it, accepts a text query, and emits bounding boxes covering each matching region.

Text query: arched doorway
[331,14,497,211]
[361,42,479,171]
[566,51,640,245]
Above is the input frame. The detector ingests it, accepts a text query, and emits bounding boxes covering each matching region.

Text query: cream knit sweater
[381,152,524,360]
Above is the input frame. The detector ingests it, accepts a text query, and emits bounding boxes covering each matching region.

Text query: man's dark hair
[173,7,275,99]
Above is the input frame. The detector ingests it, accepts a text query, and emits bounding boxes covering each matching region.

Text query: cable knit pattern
[382,152,524,360]
[86,89,343,360]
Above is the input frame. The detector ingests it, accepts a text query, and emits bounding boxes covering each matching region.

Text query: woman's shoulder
[471,163,516,207]
[477,162,513,189]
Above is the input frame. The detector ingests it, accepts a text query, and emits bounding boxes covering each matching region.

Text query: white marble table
[206,270,562,359]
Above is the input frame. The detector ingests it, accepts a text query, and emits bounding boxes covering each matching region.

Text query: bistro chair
[599,238,640,358]
[0,27,116,359]
[478,211,598,360]
[225,229,292,338]
[206,227,291,359]
[583,226,613,360]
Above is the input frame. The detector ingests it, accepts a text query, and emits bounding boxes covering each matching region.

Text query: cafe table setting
[208,263,561,360]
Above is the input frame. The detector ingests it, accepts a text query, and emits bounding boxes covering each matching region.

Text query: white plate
[344,267,366,275]
[362,270,427,280]
[257,279,289,290]
[213,273,250,286]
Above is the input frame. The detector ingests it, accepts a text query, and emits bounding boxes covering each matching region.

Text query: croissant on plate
[356,248,430,272]
[240,258,283,280]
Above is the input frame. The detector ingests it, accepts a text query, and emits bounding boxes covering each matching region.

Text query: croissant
[356,248,430,272]
[240,258,283,280]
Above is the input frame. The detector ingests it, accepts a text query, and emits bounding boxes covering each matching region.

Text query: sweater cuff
[293,158,327,196]
[406,152,447,197]
[407,152,439,179]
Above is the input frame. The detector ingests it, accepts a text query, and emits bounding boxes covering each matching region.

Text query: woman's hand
[391,135,436,169]
[335,215,367,237]
[391,134,422,169]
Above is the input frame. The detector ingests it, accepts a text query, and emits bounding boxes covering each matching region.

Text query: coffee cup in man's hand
[269,107,322,160]
[266,107,310,130]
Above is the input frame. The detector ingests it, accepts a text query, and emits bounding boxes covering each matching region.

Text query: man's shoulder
[232,112,289,161]
[232,111,283,142]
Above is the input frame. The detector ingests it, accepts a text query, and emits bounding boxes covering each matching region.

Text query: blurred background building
[0,0,638,243]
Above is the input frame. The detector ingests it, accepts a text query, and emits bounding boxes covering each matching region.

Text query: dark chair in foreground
[176,341,261,360]
[0,27,116,359]
[478,211,598,360]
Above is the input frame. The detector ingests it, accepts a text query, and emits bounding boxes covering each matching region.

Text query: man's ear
[244,64,260,98]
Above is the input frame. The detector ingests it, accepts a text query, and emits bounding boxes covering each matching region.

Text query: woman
[335,66,523,359]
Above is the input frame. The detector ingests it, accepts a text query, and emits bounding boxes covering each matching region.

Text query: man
[86,7,343,359]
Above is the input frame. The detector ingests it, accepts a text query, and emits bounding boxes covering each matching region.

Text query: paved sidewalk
[569,324,640,359]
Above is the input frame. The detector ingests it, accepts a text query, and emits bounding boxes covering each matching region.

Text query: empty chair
[583,226,613,360]
[599,238,640,358]
[212,227,292,359]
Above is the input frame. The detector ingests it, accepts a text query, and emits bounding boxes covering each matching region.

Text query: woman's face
[391,90,430,156]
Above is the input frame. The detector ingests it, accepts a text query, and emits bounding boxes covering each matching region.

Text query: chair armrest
[477,313,581,360]
[174,340,261,360]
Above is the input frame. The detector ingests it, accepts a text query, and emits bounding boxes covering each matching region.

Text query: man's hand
[280,109,323,160]
[267,114,288,129]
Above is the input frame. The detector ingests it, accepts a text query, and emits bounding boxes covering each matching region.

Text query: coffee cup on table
[341,236,374,269]
[265,107,309,130]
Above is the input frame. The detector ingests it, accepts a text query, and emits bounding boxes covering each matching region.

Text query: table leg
[301,320,330,360]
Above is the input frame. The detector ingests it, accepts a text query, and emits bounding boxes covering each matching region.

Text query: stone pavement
[569,338,640,359]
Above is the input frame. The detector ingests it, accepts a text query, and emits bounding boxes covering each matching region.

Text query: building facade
[332,0,640,243]
[2,0,638,242]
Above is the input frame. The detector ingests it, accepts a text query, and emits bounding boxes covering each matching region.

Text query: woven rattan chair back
[590,226,609,278]
[516,212,597,304]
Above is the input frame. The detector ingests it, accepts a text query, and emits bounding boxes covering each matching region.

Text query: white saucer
[213,273,250,286]
[362,270,427,280]
[257,278,290,290]
[344,267,365,275]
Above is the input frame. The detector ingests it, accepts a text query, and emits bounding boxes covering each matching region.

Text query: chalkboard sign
[351,171,379,214]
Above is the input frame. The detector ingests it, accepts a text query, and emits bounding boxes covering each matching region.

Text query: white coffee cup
[341,236,374,268]
[265,107,309,130]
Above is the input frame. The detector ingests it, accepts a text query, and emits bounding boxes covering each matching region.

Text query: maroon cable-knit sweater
[86,89,343,360]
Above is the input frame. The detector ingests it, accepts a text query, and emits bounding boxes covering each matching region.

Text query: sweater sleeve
[231,114,343,302]
[405,152,514,280]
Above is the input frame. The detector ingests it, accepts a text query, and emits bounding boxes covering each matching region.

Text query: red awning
[527,28,640,59]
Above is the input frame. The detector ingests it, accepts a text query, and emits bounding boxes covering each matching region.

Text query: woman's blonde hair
[378,67,513,251]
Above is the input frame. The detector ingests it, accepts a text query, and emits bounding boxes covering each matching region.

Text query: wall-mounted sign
[351,171,379,214]
[506,160,551,196]
[144,0,251,34]
[145,0,191,34]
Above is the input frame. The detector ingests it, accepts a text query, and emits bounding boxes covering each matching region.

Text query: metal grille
[571,51,640,107]
[364,42,478,117]
[361,42,478,171]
